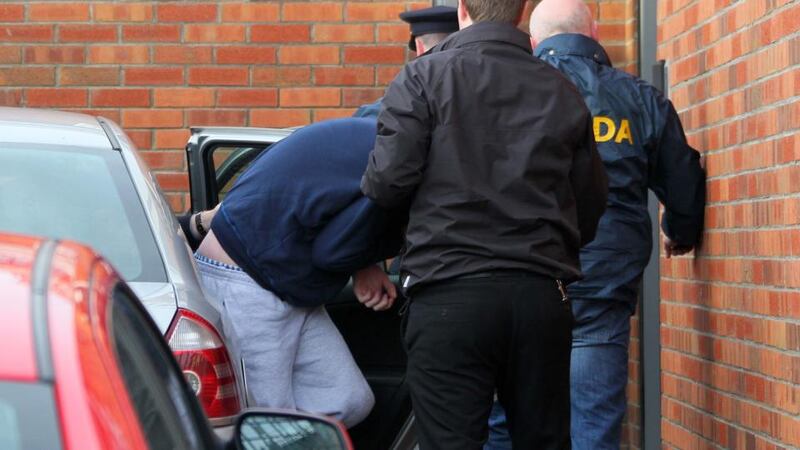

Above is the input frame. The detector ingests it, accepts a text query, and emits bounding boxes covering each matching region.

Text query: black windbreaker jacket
[361,22,609,290]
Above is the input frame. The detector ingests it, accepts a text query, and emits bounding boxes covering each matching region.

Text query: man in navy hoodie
[189,118,403,427]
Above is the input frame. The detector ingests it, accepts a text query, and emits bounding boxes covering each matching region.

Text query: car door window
[211,146,267,203]
[110,285,213,450]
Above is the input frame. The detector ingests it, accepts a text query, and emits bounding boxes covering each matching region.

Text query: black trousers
[404,274,573,450]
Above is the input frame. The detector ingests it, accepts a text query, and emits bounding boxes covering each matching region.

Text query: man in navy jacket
[190,118,403,428]
[486,0,706,449]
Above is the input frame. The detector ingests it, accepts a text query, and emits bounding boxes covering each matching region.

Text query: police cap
[399,6,459,51]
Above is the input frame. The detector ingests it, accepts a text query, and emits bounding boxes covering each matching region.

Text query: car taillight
[167,308,241,419]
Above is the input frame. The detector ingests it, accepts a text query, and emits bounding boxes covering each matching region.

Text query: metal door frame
[639,1,663,448]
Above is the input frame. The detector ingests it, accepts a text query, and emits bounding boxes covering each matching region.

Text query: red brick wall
[586,0,639,74]
[0,1,425,210]
[658,0,800,448]
[0,0,640,212]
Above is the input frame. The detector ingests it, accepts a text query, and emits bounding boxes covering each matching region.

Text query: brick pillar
[587,0,639,74]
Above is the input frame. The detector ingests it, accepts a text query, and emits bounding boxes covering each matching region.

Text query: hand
[664,238,693,258]
[353,265,397,311]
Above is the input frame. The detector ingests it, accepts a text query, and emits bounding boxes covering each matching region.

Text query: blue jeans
[485,299,633,450]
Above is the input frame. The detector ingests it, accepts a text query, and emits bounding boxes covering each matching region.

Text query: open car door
[184,127,415,450]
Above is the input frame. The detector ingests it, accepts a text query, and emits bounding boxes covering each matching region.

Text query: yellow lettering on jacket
[615,119,633,144]
[593,116,634,145]
[594,116,615,142]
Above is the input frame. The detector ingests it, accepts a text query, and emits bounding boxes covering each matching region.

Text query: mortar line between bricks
[684,131,799,164]
[702,191,800,208]
[674,61,800,120]
[662,340,795,396]
[669,27,800,93]
[676,81,800,120]
[693,227,800,239]
[658,1,794,64]
[703,158,800,183]
[705,221,800,232]
[688,138,800,164]
[659,415,730,450]
[660,323,800,363]
[661,276,800,299]
[659,295,800,326]
[656,0,708,30]
[662,312,800,353]
[686,252,800,262]
[660,275,800,298]
[660,394,793,450]
[663,371,800,438]
[702,226,800,234]
[692,134,800,164]
[658,2,740,54]
[664,254,800,262]
[678,91,800,138]
[662,348,800,395]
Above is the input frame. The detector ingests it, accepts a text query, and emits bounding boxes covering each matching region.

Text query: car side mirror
[234,409,353,450]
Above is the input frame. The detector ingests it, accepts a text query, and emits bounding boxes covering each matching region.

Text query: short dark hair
[464,0,526,23]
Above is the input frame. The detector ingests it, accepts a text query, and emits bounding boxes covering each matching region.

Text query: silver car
[0,107,418,448]
[0,107,245,426]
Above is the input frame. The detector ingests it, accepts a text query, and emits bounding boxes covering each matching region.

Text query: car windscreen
[0,145,167,282]
[0,382,62,450]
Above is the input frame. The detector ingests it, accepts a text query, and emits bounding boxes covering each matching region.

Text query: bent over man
[192,118,404,427]
[361,0,608,447]
[486,1,706,449]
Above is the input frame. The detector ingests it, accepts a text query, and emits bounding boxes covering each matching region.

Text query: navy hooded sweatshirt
[210,118,404,307]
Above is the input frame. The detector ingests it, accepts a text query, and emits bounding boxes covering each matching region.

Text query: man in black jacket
[360,0,608,447]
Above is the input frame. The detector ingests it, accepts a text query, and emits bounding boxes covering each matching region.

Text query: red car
[0,232,352,450]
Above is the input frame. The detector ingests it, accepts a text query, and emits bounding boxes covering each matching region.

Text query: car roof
[0,107,112,151]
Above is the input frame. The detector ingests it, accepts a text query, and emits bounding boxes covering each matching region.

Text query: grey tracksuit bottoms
[195,254,374,427]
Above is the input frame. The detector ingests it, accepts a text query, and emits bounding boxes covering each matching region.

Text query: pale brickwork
[658,0,800,448]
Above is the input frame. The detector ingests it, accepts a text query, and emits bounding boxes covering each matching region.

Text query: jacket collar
[435,21,532,54]
[533,33,612,67]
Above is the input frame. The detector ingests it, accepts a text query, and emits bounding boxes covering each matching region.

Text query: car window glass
[110,285,210,450]
[212,146,267,203]
[0,145,166,282]
[0,382,61,450]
